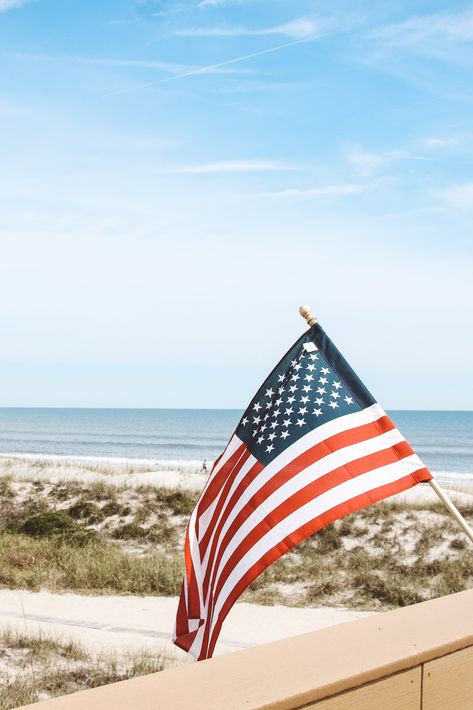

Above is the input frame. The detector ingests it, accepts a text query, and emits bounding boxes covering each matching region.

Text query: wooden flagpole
[298,305,473,546]
[299,305,318,327]
[428,479,473,544]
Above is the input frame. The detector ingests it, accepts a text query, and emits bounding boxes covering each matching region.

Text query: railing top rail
[18,589,473,710]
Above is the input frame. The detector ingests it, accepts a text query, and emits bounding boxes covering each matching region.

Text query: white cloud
[363,9,473,97]
[0,0,30,10]
[160,159,297,174]
[438,182,473,209]
[218,79,316,94]
[345,145,431,176]
[369,9,473,49]
[198,0,250,6]
[13,52,249,77]
[81,57,195,73]
[260,184,364,198]
[420,137,459,148]
[175,17,320,40]
[345,147,385,175]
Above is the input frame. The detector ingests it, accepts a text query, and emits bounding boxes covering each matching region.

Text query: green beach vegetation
[0,475,471,606]
[0,627,174,710]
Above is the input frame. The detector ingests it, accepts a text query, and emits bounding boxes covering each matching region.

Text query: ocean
[0,408,471,481]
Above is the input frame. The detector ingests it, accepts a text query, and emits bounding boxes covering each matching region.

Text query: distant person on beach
[200,460,208,474]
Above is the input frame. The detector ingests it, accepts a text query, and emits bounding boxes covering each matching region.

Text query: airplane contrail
[105,35,316,96]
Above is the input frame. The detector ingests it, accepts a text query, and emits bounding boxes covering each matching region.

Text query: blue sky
[0,0,472,408]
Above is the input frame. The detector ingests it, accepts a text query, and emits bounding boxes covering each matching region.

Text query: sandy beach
[0,589,374,660]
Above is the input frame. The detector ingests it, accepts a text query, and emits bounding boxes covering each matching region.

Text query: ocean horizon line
[0,406,472,413]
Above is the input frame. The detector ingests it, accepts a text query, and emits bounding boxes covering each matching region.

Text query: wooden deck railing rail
[18,589,473,710]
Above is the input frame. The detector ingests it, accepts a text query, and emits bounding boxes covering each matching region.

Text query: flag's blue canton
[236,325,376,466]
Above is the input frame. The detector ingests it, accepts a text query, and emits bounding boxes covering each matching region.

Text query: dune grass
[245,503,473,608]
[0,532,182,595]
[0,628,174,710]
[0,475,472,607]
[0,627,86,662]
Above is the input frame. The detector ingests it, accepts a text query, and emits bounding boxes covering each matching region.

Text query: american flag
[173,323,432,660]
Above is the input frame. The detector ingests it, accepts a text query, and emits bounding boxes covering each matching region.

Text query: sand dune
[1,453,472,500]
[0,454,207,491]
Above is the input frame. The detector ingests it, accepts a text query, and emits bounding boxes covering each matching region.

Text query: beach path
[0,590,374,660]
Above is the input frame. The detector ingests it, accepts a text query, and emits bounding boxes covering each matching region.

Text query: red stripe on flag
[198,443,248,516]
[200,415,394,563]
[183,538,202,623]
[209,441,418,613]
[200,415,396,601]
[174,580,191,640]
[203,470,426,659]
[198,448,254,554]
[200,460,265,601]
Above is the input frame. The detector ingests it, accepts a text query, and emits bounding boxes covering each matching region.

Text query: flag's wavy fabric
[173,323,432,660]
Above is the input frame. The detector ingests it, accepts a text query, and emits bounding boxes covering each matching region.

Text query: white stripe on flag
[197,435,249,538]
[199,453,257,548]
[187,505,205,602]
[208,453,423,638]
[188,620,206,659]
[208,427,407,597]
[253,403,387,480]
[199,404,385,559]
[205,433,241,485]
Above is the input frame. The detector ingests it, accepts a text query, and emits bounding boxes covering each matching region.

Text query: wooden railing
[18,589,473,710]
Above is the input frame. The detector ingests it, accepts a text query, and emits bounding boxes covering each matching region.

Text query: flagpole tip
[299,305,318,327]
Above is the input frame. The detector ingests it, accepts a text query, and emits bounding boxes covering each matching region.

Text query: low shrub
[0,477,14,499]
[114,523,148,540]
[305,579,337,601]
[315,524,341,553]
[338,519,353,536]
[68,501,104,522]
[102,501,125,517]
[355,572,423,607]
[147,521,178,545]
[163,490,196,516]
[20,512,77,538]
